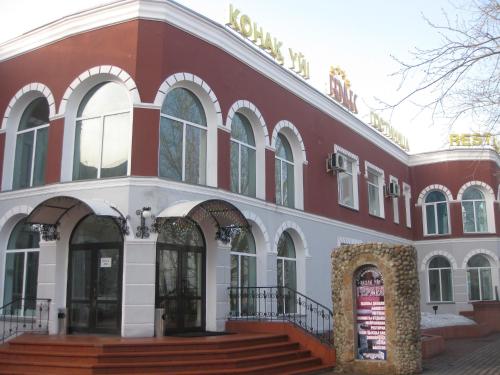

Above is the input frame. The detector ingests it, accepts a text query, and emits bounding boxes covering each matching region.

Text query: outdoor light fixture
[432,305,438,315]
[136,207,153,239]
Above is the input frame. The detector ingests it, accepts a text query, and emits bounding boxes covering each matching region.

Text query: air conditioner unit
[326,153,346,173]
[385,182,400,197]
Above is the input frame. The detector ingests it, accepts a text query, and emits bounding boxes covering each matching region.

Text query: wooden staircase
[0,332,334,374]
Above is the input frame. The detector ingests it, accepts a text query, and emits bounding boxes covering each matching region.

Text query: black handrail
[228,286,333,347]
[0,298,51,344]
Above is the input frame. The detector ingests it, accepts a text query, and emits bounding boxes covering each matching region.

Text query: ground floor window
[277,231,297,314]
[467,254,493,301]
[3,218,40,316]
[428,256,453,302]
[230,229,256,316]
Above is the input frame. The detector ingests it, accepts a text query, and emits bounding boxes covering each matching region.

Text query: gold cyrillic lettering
[239,15,252,37]
[228,4,240,31]
[252,23,263,45]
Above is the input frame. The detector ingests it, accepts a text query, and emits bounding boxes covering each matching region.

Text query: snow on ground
[421,312,476,329]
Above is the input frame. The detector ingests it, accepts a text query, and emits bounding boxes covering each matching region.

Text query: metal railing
[1,298,51,344]
[228,286,333,346]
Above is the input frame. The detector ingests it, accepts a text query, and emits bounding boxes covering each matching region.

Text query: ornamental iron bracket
[215,225,243,244]
[115,215,130,236]
[31,224,60,241]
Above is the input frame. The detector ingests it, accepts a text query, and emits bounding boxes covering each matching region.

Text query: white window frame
[365,161,385,218]
[427,257,453,303]
[275,155,294,208]
[461,187,488,233]
[389,175,399,224]
[423,190,451,236]
[403,182,412,228]
[14,121,49,188]
[467,265,493,301]
[230,249,257,316]
[159,113,208,184]
[334,145,359,210]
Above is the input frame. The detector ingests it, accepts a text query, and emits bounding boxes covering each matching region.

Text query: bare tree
[390,0,499,133]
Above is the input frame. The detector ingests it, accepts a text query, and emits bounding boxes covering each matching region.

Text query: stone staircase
[0,332,334,374]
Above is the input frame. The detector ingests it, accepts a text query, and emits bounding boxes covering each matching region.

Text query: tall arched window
[275,134,294,208]
[428,256,453,302]
[3,218,40,316]
[467,254,493,301]
[13,98,49,189]
[230,113,256,197]
[462,187,488,233]
[159,88,207,184]
[230,229,256,316]
[424,191,449,235]
[73,82,131,180]
[277,231,296,314]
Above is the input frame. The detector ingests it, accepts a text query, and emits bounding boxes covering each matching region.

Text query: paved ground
[422,333,500,374]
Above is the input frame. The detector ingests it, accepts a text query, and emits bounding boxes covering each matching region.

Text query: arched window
[462,187,488,233]
[3,218,40,316]
[159,88,207,184]
[230,229,256,316]
[230,113,256,197]
[277,231,296,314]
[467,254,493,301]
[424,191,449,235]
[73,82,131,180]
[428,256,453,302]
[275,134,294,208]
[13,98,49,189]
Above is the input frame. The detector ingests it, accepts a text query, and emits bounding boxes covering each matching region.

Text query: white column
[36,240,58,335]
[215,241,231,332]
[121,239,156,337]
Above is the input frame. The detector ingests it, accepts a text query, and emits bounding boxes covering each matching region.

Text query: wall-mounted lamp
[432,305,438,315]
[136,207,153,239]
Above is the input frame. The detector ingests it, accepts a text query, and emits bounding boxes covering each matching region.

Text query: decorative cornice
[409,148,500,167]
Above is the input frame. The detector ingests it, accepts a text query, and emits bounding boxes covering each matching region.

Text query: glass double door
[157,245,204,334]
[67,245,122,334]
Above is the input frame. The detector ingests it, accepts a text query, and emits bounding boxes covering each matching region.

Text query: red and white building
[0,0,498,338]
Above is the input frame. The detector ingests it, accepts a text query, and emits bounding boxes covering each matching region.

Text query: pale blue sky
[0,0,476,153]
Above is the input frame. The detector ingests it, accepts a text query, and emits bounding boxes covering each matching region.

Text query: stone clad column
[121,239,156,337]
[215,241,231,332]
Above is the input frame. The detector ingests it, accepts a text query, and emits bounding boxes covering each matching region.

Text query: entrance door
[67,215,123,334]
[156,219,205,334]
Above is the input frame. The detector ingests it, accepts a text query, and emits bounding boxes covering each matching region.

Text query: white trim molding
[59,65,141,115]
[2,83,56,129]
[417,184,454,206]
[273,220,310,258]
[462,249,499,269]
[225,100,269,147]
[420,250,458,271]
[457,180,494,201]
[242,210,271,254]
[334,144,360,174]
[409,148,500,168]
[337,236,362,247]
[0,205,32,229]
[270,120,307,164]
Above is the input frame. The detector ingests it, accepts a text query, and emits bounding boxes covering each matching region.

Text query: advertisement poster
[355,266,386,360]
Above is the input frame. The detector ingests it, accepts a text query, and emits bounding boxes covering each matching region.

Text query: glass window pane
[162,88,206,125]
[367,170,378,185]
[467,269,480,300]
[275,159,282,205]
[462,201,475,232]
[277,259,283,286]
[426,191,446,203]
[19,97,49,131]
[429,256,451,268]
[468,254,490,268]
[429,269,440,301]
[441,269,453,301]
[32,127,48,187]
[73,118,100,180]
[70,250,91,300]
[78,82,129,118]
[276,134,293,161]
[8,219,40,250]
[231,229,256,254]
[426,205,436,234]
[240,146,256,197]
[185,125,206,184]
[480,269,493,300]
[475,201,488,232]
[97,249,119,300]
[71,215,122,244]
[368,184,380,216]
[101,113,130,178]
[25,252,39,306]
[157,218,204,247]
[13,131,34,189]
[463,187,484,200]
[3,253,25,307]
[231,113,255,145]
[159,117,183,181]
[436,202,449,234]
[277,232,296,258]
[230,141,239,193]
[339,170,354,207]
[284,162,294,208]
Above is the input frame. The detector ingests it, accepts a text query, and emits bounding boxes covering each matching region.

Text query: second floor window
[73,82,131,180]
[462,187,488,233]
[13,98,49,189]
[230,113,256,197]
[275,134,294,208]
[338,158,356,209]
[424,191,449,235]
[159,88,207,184]
[367,168,383,217]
